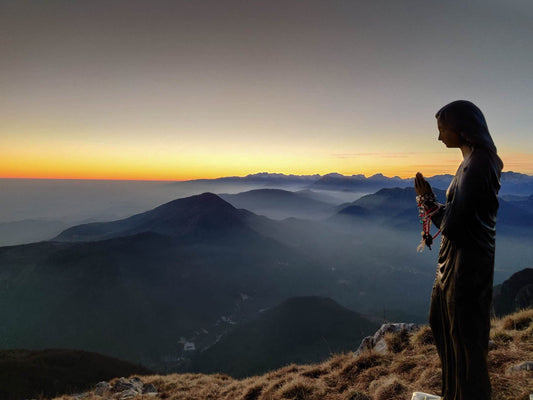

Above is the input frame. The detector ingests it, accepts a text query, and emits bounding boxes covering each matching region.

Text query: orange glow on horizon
[1,141,530,181]
[2,165,530,181]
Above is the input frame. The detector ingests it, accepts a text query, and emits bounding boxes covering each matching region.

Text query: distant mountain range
[1,171,531,247]
[333,187,533,232]
[183,171,533,195]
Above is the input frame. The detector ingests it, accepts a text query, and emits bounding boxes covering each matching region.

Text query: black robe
[429,147,502,400]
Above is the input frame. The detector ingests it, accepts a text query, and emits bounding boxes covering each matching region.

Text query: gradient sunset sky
[1,0,532,180]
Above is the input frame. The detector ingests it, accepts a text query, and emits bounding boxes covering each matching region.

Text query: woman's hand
[415,172,433,196]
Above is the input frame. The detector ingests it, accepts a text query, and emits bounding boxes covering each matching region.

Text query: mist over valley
[1,172,532,373]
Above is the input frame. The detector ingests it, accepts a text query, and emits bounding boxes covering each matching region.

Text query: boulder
[105,376,157,398]
[506,361,533,374]
[94,381,111,395]
[129,376,144,391]
[111,377,136,393]
[356,323,420,355]
[143,383,158,394]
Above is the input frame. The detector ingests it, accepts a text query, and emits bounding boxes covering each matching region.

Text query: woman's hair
[435,100,498,154]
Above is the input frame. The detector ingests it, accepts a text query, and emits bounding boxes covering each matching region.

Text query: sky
[1,0,532,180]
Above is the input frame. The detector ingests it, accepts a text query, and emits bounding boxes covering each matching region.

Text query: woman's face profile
[437,118,464,148]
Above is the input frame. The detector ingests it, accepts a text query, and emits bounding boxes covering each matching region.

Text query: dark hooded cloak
[429,101,503,400]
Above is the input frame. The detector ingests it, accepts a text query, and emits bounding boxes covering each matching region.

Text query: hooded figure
[415,100,503,400]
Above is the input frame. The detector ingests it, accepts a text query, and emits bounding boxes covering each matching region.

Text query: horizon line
[0,169,528,182]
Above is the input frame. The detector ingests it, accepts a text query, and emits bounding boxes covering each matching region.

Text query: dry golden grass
[53,308,533,400]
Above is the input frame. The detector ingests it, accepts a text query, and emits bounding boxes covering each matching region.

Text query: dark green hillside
[190,296,380,378]
[493,268,533,316]
[0,349,151,400]
[0,195,340,370]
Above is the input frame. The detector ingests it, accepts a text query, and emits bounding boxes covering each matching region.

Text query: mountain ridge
[54,192,249,242]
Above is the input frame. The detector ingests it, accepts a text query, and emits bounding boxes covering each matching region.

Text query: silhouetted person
[415,100,503,400]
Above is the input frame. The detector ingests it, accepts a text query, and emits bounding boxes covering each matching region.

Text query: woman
[414,100,503,400]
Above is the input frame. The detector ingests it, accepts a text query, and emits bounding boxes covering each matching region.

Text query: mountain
[175,173,322,195]
[496,198,533,234]
[503,193,533,214]
[2,190,531,373]
[182,171,533,196]
[333,187,446,231]
[189,296,380,378]
[54,192,249,242]
[493,268,533,317]
[0,194,340,370]
[334,186,533,232]
[0,349,151,400]
[309,173,410,193]
[219,189,336,220]
[499,171,533,195]
[295,189,346,205]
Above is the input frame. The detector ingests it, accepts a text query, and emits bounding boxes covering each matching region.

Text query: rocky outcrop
[93,377,157,398]
[355,323,420,355]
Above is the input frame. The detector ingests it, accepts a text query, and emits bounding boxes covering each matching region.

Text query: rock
[374,337,388,354]
[143,383,158,394]
[129,376,144,391]
[506,361,533,374]
[120,388,139,399]
[94,381,111,396]
[355,323,420,355]
[411,392,441,400]
[107,376,156,398]
[357,336,375,353]
[111,377,135,393]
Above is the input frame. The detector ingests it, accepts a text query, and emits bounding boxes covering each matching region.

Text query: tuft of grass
[384,330,410,353]
[343,390,371,400]
[301,367,329,379]
[492,330,513,344]
[411,325,435,347]
[243,383,263,400]
[280,379,314,400]
[370,376,409,400]
[502,308,533,331]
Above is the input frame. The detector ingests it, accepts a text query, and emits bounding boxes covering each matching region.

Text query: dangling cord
[416,194,442,252]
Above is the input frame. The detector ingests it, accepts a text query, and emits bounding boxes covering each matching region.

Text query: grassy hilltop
[52,308,533,400]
